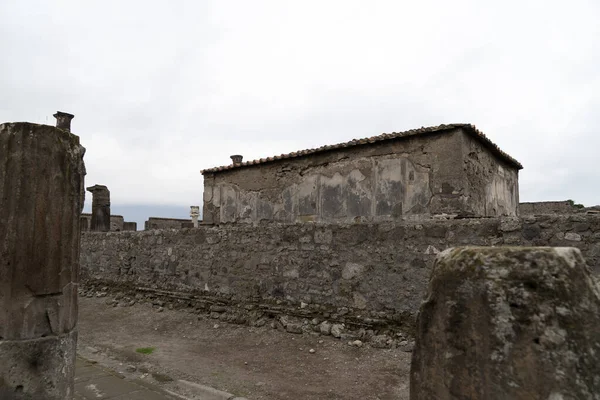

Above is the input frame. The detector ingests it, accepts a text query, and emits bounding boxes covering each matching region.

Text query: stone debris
[370,335,392,349]
[285,323,303,334]
[330,324,344,338]
[319,321,332,335]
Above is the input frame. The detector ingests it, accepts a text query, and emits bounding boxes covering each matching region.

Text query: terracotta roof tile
[201,123,522,174]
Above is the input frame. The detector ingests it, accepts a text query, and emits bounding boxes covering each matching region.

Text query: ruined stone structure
[411,247,600,399]
[144,217,193,230]
[86,184,111,232]
[80,213,600,340]
[81,213,121,231]
[80,214,136,231]
[0,121,85,399]
[123,221,137,231]
[520,200,578,215]
[201,124,522,224]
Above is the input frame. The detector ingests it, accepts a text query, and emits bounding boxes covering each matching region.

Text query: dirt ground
[78,296,411,400]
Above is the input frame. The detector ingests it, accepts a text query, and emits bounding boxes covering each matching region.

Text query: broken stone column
[86,184,110,232]
[0,122,85,399]
[190,205,200,227]
[410,247,600,400]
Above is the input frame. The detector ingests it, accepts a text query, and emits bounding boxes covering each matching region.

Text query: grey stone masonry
[410,247,600,400]
[144,217,193,230]
[0,122,86,399]
[123,221,137,231]
[80,214,600,339]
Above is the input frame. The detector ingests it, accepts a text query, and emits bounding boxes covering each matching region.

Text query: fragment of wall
[80,214,600,334]
[144,217,193,230]
[80,214,125,231]
[520,201,576,215]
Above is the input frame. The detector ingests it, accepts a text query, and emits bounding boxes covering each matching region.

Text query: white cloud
[1,0,599,213]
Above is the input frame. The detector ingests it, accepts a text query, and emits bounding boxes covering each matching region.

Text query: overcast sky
[1,1,599,226]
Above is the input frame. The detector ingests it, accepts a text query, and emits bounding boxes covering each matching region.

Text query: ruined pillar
[410,247,600,400]
[86,184,110,232]
[190,205,200,227]
[0,121,85,399]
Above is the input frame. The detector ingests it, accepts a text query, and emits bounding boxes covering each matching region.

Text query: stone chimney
[230,155,243,165]
[53,111,75,132]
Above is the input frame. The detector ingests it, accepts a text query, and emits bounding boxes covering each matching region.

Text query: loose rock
[319,321,332,335]
[330,324,344,338]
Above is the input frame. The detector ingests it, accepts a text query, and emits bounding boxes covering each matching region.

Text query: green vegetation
[135,347,155,355]
[567,199,585,209]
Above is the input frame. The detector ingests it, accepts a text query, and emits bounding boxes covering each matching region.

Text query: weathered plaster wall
[203,129,519,224]
[462,133,519,217]
[80,214,600,337]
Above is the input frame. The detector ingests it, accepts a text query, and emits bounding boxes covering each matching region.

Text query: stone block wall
[80,214,600,337]
[123,222,137,231]
[520,201,576,215]
[144,217,193,230]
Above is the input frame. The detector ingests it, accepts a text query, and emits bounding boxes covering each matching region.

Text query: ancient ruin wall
[520,201,577,215]
[461,132,519,217]
[80,214,600,333]
[144,217,193,230]
[203,129,520,225]
[80,214,125,232]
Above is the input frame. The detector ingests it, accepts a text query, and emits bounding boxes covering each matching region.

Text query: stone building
[201,124,522,224]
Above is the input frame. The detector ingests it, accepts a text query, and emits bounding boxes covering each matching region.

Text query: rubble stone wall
[144,217,193,230]
[80,214,600,339]
[519,201,577,215]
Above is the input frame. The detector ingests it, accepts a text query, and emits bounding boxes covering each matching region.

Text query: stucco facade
[201,124,521,224]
